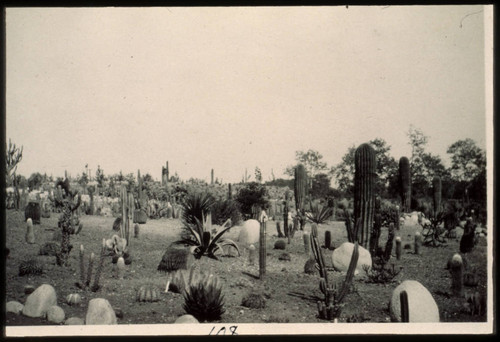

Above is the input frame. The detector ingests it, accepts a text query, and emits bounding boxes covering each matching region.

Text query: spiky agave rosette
[182,272,225,322]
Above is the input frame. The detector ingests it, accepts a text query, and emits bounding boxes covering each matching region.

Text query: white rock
[331,242,372,276]
[6,301,24,314]
[86,298,117,325]
[46,305,65,324]
[238,219,261,245]
[389,280,440,322]
[22,284,57,318]
[65,317,85,325]
[174,314,199,323]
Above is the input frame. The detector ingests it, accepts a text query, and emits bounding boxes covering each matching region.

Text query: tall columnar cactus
[432,176,442,217]
[25,218,35,244]
[398,157,411,213]
[324,231,331,250]
[414,232,422,255]
[211,169,214,185]
[162,161,169,186]
[369,197,382,256]
[55,190,82,267]
[354,143,376,248]
[294,164,307,212]
[400,290,410,322]
[303,232,310,254]
[228,183,232,200]
[120,185,134,247]
[395,236,402,260]
[259,220,266,280]
[91,238,106,292]
[283,192,290,242]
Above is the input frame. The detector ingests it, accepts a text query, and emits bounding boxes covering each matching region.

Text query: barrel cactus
[354,143,376,248]
[66,293,82,306]
[18,258,43,276]
[136,285,161,302]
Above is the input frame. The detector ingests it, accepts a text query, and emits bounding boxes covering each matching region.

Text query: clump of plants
[241,292,266,309]
[362,256,402,284]
[310,224,359,320]
[210,198,242,227]
[183,272,225,322]
[175,212,240,260]
[18,258,43,276]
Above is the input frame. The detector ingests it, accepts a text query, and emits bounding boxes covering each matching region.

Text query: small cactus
[400,290,410,322]
[116,257,126,279]
[324,230,332,250]
[248,244,256,265]
[91,238,106,292]
[450,253,464,297]
[25,218,35,244]
[414,232,422,255]
[303,232,310,254]
[395,236,402,260]
[19,258,43,276]
[241,292,266,309]
[274,240,286,250]
[134,224,140,238]
[259,220,266,279]
[136,285,160,302]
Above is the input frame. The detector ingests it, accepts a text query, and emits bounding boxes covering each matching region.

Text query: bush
[235,182,269,220]
[211,199,242,227]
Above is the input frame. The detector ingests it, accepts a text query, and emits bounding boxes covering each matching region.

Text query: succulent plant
[66,293,82,306]
[304,258,317,275]
[241,292,266,309]
[294,164,307,212]
[398,157,411,213]
[183,273,225,322]
[136,285,161,302]
[273,240,286,250]
[158,247,194,273]
[19,258,43,276]
[39,241,60,256]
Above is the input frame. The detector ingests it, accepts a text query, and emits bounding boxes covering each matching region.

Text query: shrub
[241,293,266,309]
[183,273,225,322]
[235,182,269,220]
[211,199,242,227]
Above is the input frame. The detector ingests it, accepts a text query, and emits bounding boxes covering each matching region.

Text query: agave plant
[305,201,333,225]
[175,212,240,260]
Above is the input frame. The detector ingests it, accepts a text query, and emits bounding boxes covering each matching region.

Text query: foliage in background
[234,182,269,220]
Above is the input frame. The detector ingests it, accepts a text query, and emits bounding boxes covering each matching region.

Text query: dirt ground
[4,209,488,326]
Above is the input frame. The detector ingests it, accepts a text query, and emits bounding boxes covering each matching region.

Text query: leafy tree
[447,139,486,183]
[284,150,329,178]
[310,173,333,200]
[28,172,44,190]
[332,145,355,195]
[235,182,269,219]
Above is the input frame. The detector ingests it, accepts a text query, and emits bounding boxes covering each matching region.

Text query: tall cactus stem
[399,157,412,213]
[400,290,410,322]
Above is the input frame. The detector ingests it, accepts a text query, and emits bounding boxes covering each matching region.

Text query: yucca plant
[306,200,333,225]
[175,212,240,260]
[183,273,225,322]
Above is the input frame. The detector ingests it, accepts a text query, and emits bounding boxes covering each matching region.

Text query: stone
[389,280,440,322]
[22,284,57,318]
[65,317,85,325]
[331,242,372,276]
[238,219,261,245]
[6,301,24,314]
[85,298,117,325]
[46,305,65,324]
[174,314,199,323]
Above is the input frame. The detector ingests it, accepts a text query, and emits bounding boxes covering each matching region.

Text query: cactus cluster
[18,258,43,276]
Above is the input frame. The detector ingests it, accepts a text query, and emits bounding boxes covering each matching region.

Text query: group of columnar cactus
[77,240,107,292]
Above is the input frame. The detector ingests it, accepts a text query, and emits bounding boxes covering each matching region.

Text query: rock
[389,280,440,322]
[65,317,85,325]
[405,212,420,226]
[174,314,199,323]
[22,284,57,318]
[46,305,65,324]
[85,298,117,325]
[6,301,24,314]
[238,219,261,245]
[331,242,372,276]
[24,285,36,295]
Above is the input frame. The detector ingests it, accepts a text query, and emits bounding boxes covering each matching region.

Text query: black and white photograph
[3,5,493,336]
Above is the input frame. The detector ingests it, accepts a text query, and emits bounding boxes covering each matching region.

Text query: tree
[235,182,269,219]
[28,172,44,190]
[447,139,486,183]
[310,173,334,200]
[284,150,329,178]
[332,145,356,195]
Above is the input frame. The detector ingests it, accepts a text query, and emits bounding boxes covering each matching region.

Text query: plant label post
[259,219,266,280]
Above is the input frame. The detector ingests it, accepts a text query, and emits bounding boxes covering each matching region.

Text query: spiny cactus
[450,253,464,297]
[414,232,422,255]
[241,292,266,309]
[91,238,106,292]
[354,143,376,248]
[324,230,332,250]
[276,221,284,238]
[303,232,310,254]
[400,290,410,322]
[294,164,307,212]
[395,236,402,260]
[259,220,266,279]
[25,219,35,244]
[274,239,286,250]
[136,285,160,302]
[399,157,411,213]
[283,192,290,243]
[157,248,194,273]
[55,189,82,267]
[18,258,43,276]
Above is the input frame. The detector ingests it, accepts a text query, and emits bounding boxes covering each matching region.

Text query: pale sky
[6,6,490,183]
